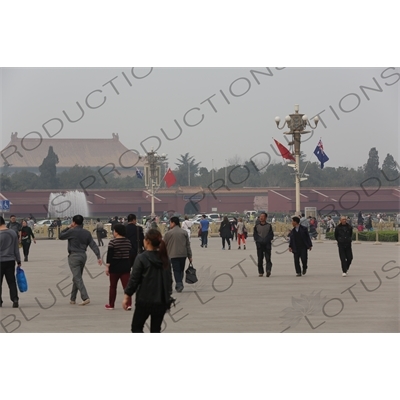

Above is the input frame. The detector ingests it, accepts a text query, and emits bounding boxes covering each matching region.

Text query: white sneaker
[342,272,347,277]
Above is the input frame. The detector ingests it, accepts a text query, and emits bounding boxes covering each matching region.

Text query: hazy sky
[1,67,399,172]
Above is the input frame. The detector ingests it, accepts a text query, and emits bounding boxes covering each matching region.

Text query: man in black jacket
[125,214,144,268]
[253,212,274,277]
[288,216,313,277]
[334,215,353,277]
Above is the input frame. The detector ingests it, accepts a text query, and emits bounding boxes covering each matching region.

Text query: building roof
[1,132,143,171]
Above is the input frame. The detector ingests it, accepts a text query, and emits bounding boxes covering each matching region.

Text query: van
[244,210,257,219]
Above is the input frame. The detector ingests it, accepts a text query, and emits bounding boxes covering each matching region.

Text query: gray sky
[1,67,399,172]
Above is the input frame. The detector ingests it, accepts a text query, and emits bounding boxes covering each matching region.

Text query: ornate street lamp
[139,149,167,217]
[275,104,319,214]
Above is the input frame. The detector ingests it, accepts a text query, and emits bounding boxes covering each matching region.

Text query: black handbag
[185,262,198,284]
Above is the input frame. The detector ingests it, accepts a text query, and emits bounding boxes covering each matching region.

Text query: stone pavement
[1,236,399,333]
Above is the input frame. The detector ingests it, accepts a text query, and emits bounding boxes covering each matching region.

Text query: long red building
[1,186,399,219]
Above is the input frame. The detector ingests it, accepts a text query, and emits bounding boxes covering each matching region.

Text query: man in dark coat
[334,215,353,277]
[125,214,144,268]
[253,212,274,277]
[288,216,313,277]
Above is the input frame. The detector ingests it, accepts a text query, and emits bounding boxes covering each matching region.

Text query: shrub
[325,230,398,242]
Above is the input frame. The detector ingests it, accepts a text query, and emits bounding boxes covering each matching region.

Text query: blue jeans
[171,257,186,289]
[201,231,208,246]
[68,253,89,301]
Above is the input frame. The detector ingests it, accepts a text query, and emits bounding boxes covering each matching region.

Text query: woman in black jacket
[123,229,173,333]
[219,216,232,250]
[20,220,36,262]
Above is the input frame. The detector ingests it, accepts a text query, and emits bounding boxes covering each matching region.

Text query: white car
[35,219,53,226]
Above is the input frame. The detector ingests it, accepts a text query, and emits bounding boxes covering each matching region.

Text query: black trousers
[256,244,272,274]
[221,237,231,248]
[338,245,353,272]
[131,303,167,333]
[0,260,19,305]
[21,240,31,258]
[293,247,308,274]
[96,231,104,246]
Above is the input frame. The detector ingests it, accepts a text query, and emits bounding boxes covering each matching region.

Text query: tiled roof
[1,132,143,169]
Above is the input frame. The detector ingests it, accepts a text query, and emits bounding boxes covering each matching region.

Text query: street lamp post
[275,104,319,214]
[140,149,167,218]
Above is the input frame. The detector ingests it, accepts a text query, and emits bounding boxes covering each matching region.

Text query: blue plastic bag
[16,266,28,292]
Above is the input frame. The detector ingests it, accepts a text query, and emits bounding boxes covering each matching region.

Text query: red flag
[163,168,177,188]
[274,139,295,161]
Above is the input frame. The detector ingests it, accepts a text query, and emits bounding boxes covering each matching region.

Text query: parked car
[191,217,215,225]
[35,219,53,226]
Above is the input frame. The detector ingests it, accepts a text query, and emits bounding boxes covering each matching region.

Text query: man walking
[7,215,21,235]
[334,215,353,277]
[163,216,192,292]
[253,212,274,277]
[59,214,102,305]
[125,213,144,267]
[288,216,313,277]
[199,215,209,248]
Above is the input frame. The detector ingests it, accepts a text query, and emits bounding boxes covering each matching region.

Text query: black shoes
[266,271,271,277]
[24,257,28,262]
[176,286,183,293]
[296,273,302,277]
[302,269,307,275]
[12,301,19,308]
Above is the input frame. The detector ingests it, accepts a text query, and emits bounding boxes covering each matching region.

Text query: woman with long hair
[219,216,232,250]
[123,229,173,333]
[20,219,36,262]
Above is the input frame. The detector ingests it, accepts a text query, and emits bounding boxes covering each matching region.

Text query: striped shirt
[106,237,132,274]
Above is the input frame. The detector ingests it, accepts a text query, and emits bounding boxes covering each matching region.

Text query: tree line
[0,147,398,191]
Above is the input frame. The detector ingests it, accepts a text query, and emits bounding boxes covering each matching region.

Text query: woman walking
[181,215,193,240]
[123,229,173,333]
[0,216,22,308]
[105,224,132,310]
[20,219,36,262]
[219,216,232,250]
[237,217,246,250]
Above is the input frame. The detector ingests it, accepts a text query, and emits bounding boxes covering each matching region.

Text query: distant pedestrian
[105,224,132,310]
[299,213,309,231]
[111,216,119,233]
[253,212,274,277]
[326,216,335,233]
[199,215,210,248]
[20,220,36,262]
[309,216,318,240]
[357,211,364,232]
[0,216,22,308]
[27,217,35,229]
[237,217,246,250]
[123,229,173,333]
[163,216,192,293]
[93,218,105,246]
[125,213,144,267]
[59,214,102,306]
[334,216,353,277]
[56,217,62,237]
[288,216,313,277]
[219,216,232,250]
[181,215,193,240]
[365,215,373,231]
[231,217,238,241]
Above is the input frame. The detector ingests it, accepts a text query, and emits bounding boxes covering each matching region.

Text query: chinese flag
[164,168,177,188]
[274,139,295,161]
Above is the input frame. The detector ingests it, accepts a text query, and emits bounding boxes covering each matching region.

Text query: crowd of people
[0,208,388,333]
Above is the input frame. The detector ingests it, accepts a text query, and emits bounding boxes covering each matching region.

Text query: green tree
[363,147,380,185]
[381,153,399,186]
[0,173,12,190]
[175,153,201,186]
[38,146,59,189]
[10,170,39,191]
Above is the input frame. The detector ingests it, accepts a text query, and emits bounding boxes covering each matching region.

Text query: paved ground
[1,235,399,333]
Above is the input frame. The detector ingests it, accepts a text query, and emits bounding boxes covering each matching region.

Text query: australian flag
[314,139,329,169]
[136,168,144,179]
